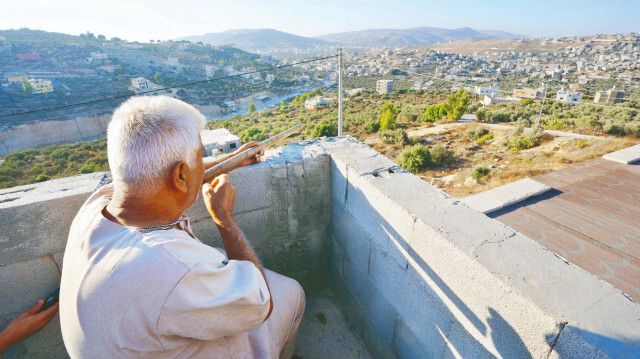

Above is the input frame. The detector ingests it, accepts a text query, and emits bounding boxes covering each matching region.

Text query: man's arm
[0,300,59,354]
[203,141,264,171]
[202,174,273,320]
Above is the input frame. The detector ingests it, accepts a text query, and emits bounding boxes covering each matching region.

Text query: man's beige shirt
[60,185,271,358]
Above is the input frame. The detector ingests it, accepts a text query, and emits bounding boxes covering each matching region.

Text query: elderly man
[60,96,305,358]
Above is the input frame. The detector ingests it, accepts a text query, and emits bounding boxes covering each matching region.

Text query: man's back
[60,185,270,358]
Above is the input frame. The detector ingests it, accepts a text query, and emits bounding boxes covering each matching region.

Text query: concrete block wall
[0,151,331,358]
[1,137,639,358]
[310,137,640,359]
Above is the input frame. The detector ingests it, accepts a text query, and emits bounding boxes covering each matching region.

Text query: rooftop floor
[294,288,372,359]
[490,158,640,302]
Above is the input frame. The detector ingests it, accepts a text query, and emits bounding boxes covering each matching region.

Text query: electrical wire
[0,55,338,119]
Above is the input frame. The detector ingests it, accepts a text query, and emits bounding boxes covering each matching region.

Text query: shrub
[471,166,490,179]
[522,99,534,106]
[397,145,431,173]
[475,133,495,144]
[35,174,49,182]
[507,137,533,151]
[466,127,489,141]
[311,120,337,138]
[491,112,511,123]
[546,118,568,129]
[364,120,380,133]
[576,140,588,148]
[476,109,489,122]
[378,129,408,146]
[430,145,456,167]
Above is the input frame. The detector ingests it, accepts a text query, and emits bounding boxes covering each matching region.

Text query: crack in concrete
[546,321,567,359]
[344,165,349,205]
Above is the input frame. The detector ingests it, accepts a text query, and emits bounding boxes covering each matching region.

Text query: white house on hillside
[475,85,499,97]
[556,87,583,105]
[305,96,332,110]
[200,129,241,156]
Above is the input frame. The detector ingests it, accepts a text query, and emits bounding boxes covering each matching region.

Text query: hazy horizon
[1,0,638,42]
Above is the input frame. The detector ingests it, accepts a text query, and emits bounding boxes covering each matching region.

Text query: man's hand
[0,300,59,354]
[203,141,265,171]
[235,141,265,168]
[202,174,236,227]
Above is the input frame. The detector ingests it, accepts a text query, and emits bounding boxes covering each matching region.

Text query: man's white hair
[108,96,206,192]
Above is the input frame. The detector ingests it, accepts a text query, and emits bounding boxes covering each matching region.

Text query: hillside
[315,26,524,48]
[428,37,565,54]
[0,29,314,128]
[177,29,333,53]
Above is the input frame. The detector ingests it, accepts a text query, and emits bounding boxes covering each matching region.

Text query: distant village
[300,32,639,108]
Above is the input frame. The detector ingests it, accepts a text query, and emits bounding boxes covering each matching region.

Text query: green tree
[154,72,163,84]
[379,103,398,130]
[443,88,470,121]
[22,81,33,94]
[239,128,266,143]
[248,103,256,114]
[424,104,447,122]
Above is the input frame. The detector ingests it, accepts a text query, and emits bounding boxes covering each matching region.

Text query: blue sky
[1,0,638,41]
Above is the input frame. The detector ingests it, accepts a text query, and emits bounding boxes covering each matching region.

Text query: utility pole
[338,48,343,137]
[537,82,547,126]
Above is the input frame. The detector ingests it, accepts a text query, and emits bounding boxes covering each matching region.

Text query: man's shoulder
[145,231,226,269]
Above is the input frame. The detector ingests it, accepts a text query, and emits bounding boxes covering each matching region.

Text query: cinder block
[330,159,348,205]
[344,255,398,350]
[329,236,344,280]
[368,243,454,354]
[52,252,64,272]
[229,163,273,215]
[0,192,90,266]
[188,217,222,248]
[0,256,60,316]
[331,203,371,274]
[0,342,27,358]
[22,313,63,353]
[342,177,409,270]
[392,318,433,359]
[24,343,70,359]
[235,207,274,253]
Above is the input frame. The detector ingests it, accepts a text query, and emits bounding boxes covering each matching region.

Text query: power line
[0,55,338,119]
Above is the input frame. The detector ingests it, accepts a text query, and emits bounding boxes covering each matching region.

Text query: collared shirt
[60,185,271,358]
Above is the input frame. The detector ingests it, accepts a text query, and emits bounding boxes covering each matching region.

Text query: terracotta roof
[490,158,640,302]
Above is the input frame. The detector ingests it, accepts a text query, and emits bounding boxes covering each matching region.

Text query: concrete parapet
[602,143,640,164]
[0,137,638,358]
[313,137,640,359]
[0,149,330,357]
[461,177,551,214]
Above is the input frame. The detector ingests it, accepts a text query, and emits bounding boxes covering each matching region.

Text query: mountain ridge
[177,26,525,53]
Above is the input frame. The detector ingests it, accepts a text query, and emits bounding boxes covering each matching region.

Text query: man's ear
[170,161,189,193]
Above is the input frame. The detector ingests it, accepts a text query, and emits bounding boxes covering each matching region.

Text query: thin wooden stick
[202,124,302,184]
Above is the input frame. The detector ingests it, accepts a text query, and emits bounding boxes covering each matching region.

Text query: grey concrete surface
[0,137,638,358]
[294,288,372,359]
